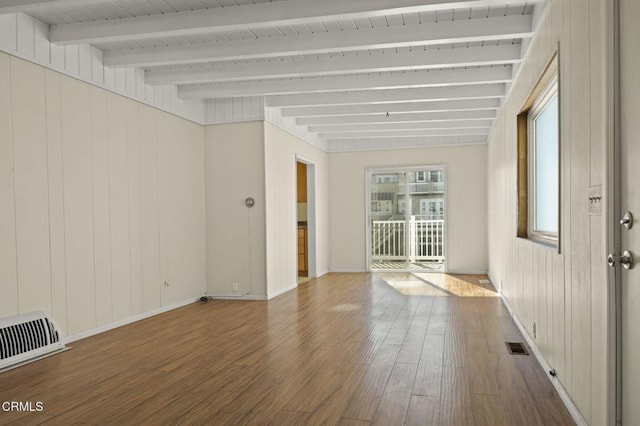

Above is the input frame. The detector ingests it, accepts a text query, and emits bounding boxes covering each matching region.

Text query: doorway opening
[366,166,447,272]
[296,158,316,283]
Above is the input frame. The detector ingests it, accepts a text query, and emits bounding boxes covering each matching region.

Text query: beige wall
[203,121,329,299]
[0,52,206,337]
[264,122,330,296]
[328,145,488,273]
[203,121,267,298]
[487,0,608,423]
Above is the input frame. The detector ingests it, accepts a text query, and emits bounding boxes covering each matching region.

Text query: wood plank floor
[0,273,575,425]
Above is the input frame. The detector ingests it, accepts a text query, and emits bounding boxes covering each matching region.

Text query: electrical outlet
[232,283,239,292]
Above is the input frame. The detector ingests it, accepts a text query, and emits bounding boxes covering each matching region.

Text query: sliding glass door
[370,172,406,268]
[368,167,446,271]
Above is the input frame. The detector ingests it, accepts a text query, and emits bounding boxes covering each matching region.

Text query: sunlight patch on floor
[378,272,499,297]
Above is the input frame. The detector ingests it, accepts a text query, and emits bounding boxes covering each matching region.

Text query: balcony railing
[372,218,444,262]
[397,182,445,194]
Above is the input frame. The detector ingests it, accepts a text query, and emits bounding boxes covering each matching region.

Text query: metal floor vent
[0,311,66,372]
[479,279,490,284]
[505,341,529,355]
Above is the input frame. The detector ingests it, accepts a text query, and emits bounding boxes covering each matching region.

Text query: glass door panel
[408,168,445,270]
[370,172,406,269]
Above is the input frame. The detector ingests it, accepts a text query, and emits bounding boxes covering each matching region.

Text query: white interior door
[619,0,640,422]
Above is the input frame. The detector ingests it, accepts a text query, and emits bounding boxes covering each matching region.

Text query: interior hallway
[0,273,574,425]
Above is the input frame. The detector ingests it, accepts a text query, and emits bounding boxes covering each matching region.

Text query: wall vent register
[505,341,529,355]
[0,311,66,372]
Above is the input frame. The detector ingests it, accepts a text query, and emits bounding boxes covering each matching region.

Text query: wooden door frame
[295,155,317,278]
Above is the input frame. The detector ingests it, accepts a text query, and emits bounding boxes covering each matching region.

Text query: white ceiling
[1,0,541,147]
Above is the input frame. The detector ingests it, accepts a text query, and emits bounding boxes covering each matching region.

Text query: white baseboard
[64,298,197,343]
[445,269,489,275]
[267,283,298,300]
[209,294,267,301]
[500,292,587,426]
[0,347,71,374]
[326,268,489,275]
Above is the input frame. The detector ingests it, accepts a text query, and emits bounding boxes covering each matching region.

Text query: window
[375,174,397,184]
[530,83,559,236]
[517,52,559,247]
[419,199,444,220]
[429,170,443,182]
[416,171,427,183]
[371,200,392,214]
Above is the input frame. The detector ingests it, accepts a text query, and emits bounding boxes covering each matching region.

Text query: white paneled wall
[487,0,608,423]
[0,54,16,318]
[0,12,204,125]
[264,122,330,296]
[90,85,112,326]
[12,57,52,317]
[265,107,327,152]
[60,74,96,333]
[203,97,265,124]
[204,122,267,299]
[328,145,488,273]
[0,12,348,152]
[0,53,206,337]
[202,121,329,299]
[158,114,207,305]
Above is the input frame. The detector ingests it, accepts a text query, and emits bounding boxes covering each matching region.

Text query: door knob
[609,251,635,269]
[621,250,634,270]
